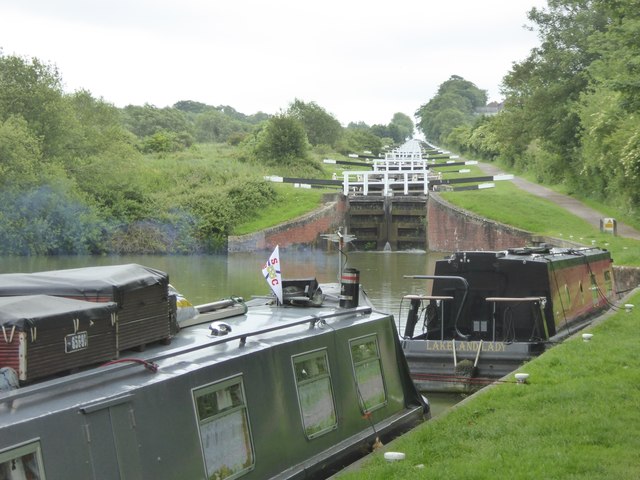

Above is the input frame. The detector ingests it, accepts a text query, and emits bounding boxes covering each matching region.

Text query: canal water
[0,250,444,321]
[0,249,463,413]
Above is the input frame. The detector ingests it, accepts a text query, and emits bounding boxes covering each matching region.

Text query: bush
[0,184,105,255]
[254,114,310,165]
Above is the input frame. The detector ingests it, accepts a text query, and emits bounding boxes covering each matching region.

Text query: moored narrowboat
[400,246,616,392]
[0,267,427,479]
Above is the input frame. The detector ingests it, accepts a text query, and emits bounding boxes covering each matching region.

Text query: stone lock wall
[228,192,640,298]
[227,195,347,252]
[426,193,533,252]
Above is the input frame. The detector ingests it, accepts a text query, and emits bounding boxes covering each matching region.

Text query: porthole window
[292,349,337,439]
[193,376,254,480]
[349,335,387,413]
[0,440,46,479]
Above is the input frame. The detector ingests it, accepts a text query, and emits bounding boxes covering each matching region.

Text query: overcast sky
[0,0,547,126]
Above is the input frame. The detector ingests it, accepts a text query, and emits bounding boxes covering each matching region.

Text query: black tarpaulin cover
[0,295,118,330]
[0,264,169,302]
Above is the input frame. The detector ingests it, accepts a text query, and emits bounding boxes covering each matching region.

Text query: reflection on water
[428,392,466,418]
[0,250,446,314]
[0,249,461,410]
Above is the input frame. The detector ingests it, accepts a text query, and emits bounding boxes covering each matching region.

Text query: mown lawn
[232,184,327,235]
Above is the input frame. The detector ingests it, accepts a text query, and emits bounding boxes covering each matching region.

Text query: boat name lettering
[426,341,506,352]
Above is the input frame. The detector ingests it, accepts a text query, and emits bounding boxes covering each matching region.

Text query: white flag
[262,245,283,304]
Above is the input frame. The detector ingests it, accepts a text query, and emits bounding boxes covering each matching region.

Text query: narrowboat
[0,265,427,479]
[400,246,616,392]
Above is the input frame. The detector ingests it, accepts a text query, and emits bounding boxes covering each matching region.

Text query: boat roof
[0,295,117,329]
[0,264,168,298]
[0,283,386,427]
[443,246,611,264]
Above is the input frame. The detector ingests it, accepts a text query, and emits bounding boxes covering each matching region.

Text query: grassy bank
[337,291,640,479]
[232,185,326,235]
[436,167,640,267]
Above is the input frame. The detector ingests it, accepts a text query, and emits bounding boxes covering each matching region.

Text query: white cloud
[0,0,546,125]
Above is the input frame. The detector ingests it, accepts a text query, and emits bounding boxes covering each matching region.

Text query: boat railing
[403,275,469,339]
[0,305,373,405]
[402,295,454,341]
[485,296,549,340]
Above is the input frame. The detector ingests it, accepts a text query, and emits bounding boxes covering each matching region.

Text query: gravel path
[476,162,640,241]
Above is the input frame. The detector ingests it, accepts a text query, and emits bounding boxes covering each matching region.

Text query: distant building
[475,101,504,116]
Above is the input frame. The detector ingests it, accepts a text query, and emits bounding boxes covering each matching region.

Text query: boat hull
[402,338,545,393]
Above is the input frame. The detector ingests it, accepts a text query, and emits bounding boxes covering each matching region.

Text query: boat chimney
[340,268,360,308]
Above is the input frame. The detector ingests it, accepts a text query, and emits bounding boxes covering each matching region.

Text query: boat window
[193,376,254,480]
[349,335,387,413]
[0,440,46,479]
[292,349,337,439]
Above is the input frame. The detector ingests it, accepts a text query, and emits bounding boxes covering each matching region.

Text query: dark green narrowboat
[0,266,426,479]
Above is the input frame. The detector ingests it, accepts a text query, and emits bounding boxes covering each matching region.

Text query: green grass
[438,175,640,267]
[338,292,640,479]
[232,184,327,235]
[512,167,640,233]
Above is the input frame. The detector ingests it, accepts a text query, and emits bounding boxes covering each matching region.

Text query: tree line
[0,50,414,255]
[416,1,640,219]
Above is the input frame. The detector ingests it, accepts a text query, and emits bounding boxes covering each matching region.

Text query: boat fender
[384,452,406,462]
[209,321,232,336]
[0,367,19,392]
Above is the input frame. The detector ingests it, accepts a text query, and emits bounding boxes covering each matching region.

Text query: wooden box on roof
[0,295,118,382]
[0,264,176,352]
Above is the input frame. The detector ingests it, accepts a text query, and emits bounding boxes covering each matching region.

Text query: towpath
[476,161,640,241]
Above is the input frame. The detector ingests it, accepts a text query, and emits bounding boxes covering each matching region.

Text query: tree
[121,104,193,142]
[194,109,252,143]
[437,75,487,109]
[254,113,310,165]
[389,112,414,142]
[336,128,383,156]
[497,1,608,175]
[64,90,139,161]
[287,99,343,147]
[415,75,487,142]
[0,115,42,189]
[0,53,72,159]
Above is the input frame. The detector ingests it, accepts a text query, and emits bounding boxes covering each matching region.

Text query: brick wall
[426,193,639,296]
[229,191,640,297]
[612,266,640,296]
[426,193,533,252]
[228,196,347,252]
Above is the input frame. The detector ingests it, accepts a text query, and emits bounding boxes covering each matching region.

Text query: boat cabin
[401,246,615,391]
